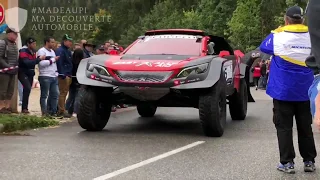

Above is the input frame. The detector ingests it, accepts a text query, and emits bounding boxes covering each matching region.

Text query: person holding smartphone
[37,37,60,117]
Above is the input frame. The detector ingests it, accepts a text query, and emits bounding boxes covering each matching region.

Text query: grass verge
[0,114,59,133]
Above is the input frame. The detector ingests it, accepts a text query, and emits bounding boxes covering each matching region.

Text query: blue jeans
[18,80,23,105]
[65,85,79,114]
[308,75,320,117]
[38,76,59,115]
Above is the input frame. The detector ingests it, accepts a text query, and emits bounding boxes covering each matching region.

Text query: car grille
[115,71,173,83]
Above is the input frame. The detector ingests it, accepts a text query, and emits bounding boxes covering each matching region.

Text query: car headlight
[87,63,110,76]
[176,63,209,78]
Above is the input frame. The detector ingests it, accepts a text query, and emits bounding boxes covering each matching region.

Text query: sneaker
[277,162,295,174]
[57,112,72,118]
[42,112,50,118]
[21,109,30,114]
[50,114,63,119]
[304,161,316,172]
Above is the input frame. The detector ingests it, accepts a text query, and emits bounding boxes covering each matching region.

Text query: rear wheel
[199,73,227,137]
[229,79,248,120]
[137,103,157,117]
[77,86,112,131]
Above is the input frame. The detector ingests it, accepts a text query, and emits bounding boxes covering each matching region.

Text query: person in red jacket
[252,63,261,90]
[115,43,124,52]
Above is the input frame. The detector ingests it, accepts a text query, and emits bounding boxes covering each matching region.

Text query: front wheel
[229,79,248,120]
[199,73,227,137]
[77,86,112,131]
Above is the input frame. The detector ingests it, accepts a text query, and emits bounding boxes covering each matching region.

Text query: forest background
[19,0,308,52]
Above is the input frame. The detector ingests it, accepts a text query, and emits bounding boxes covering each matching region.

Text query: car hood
[105,54,198,71]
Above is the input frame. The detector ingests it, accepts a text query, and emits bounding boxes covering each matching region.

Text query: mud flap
[245,66,255,102]
[241,50,269,102]
[240,63,255,102]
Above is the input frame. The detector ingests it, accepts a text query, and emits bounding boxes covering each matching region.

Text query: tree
[196,0,237,37]
[119,0,201,46]
[228,0,262,51]
[18,0,308,53]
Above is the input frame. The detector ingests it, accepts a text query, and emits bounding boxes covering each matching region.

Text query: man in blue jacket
[55,34,73,118]
[18,37,45,114]
[259,6,317,174]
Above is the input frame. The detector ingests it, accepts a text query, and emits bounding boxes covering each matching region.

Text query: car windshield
[124,35,202,56]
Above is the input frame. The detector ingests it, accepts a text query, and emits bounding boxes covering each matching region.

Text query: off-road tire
[137,103,157,117]
[77,86,112,131]
[199,72,227,137]
[229,79,248,120]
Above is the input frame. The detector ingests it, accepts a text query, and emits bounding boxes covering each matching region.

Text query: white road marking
[93,141,205,180]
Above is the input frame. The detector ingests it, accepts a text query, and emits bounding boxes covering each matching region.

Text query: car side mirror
[207,42,215,55]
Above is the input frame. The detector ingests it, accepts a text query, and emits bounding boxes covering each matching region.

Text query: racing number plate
[223,61,233,82]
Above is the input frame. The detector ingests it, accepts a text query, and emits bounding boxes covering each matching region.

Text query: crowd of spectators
[0,27,126,117]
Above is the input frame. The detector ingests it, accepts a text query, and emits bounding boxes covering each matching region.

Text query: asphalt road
[1,89,320,180]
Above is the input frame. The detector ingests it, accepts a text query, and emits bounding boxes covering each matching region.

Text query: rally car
[76,29,249,137]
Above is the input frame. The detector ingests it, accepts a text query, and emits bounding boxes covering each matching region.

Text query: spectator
[18,45,28,107]
[259,60,267,89]
[56,43,61,49]
[73,43,81,51]
[260,6,316,173]
[56,34,73,118]
[18,37,45,114]
[115,43,124,52]
[52,41,60,52]
[37,37,60,117]
[96,45,105,55]
[0,27,19,114]
[108,39,114,45]
[80,39,87,49]
[104,42,110,49]
[251,63,261,90]
[83,41,96,58]
[65,48,84,116]
[106,45,118,55]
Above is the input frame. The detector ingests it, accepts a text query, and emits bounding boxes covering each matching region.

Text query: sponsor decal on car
[180,78,201,84]
[135,62,152,67]
[144,35,198,42]
[112,61,178,67]
[223,61,233,81]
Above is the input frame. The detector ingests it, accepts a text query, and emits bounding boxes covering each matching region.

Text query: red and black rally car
[76,29,249,137]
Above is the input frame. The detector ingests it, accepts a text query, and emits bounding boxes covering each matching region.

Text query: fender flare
[172,57,226,89]
[76,57,115,88]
